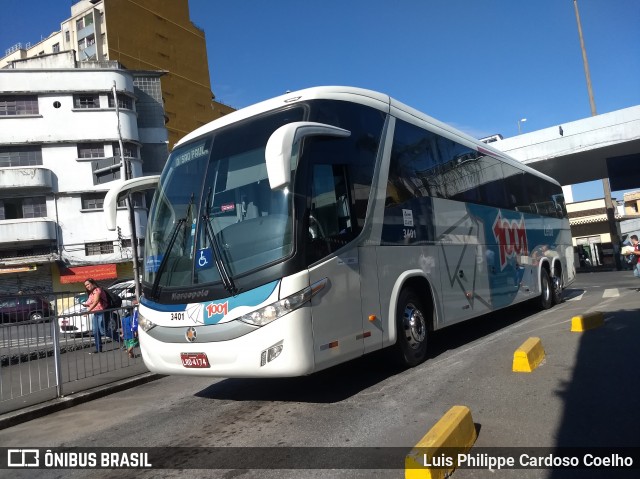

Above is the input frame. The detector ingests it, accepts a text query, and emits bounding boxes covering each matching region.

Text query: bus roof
[175,86,561,187]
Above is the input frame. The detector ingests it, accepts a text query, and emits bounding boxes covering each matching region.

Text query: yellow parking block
[405,405,477,479]
[571,312,604,332]
[512,337,545,373]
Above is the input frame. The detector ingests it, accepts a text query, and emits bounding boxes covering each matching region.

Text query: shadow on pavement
[195,299,548,404]
[548,307,640,479]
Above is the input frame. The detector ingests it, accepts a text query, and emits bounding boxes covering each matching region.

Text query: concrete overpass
[492,105,640,191]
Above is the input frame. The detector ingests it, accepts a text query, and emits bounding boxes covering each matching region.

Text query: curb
[405,405,477,479]
[571,311,604,332]
[0,372,163,430]
[512,337,545,373]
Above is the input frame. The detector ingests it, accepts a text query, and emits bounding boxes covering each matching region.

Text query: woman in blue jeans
[628,236,640,278]
[82,278,108,353]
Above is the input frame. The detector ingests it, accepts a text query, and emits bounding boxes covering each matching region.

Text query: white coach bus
[105,86,575,377]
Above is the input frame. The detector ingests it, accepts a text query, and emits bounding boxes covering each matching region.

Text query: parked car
[0,296,52,322]
[57,279,137,336]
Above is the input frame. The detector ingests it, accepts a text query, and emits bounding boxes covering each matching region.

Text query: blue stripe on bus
[139,280,280,320]
[202,280,279,324]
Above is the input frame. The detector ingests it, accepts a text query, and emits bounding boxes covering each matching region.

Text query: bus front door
[307,163,365,370]
[308,248,364,370]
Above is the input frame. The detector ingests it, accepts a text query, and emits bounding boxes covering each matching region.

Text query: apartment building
[0,53,167,292]
[1,0,234,147]
[619,190,640,243]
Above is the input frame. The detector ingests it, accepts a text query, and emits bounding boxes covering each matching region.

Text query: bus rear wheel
[539,269,553,310]
[551,270,563,305]
[394,289,428,367]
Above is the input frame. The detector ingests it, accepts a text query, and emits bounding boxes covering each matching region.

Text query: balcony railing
[0,219,56,244]
[0,167,53,191]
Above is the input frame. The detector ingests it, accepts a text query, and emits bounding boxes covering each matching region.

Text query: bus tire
[539,268,553,310]
[394,289,428,367]
[551,269,563,305]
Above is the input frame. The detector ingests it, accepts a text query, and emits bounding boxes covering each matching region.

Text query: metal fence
[0,291,146,414]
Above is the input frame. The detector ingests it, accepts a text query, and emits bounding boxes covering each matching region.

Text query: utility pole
[113,81,142,298]
[572,0,619,268]
[573,0,597,116]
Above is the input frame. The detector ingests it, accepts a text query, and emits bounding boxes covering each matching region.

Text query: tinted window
[525,173,564,218]
[387,120,443,205]
[304,100,386,263]
[388,119,563,218]
[307,100,386,231]
[502,163,527,211]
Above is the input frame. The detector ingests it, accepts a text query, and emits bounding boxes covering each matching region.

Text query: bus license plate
[180,352,210,368]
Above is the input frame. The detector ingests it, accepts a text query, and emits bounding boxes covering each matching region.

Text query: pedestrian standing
[626,235,640,288]
[121,300,139,359]
[82,278,108,353]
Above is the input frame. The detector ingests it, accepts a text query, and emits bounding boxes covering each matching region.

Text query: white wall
[0,67,140,266]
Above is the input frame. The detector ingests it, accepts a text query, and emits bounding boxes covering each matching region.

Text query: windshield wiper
[150,194,195,299]
[150,218,186,299]
[202,187,237,295]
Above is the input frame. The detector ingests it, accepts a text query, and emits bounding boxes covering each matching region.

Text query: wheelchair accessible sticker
[195,248,213,270]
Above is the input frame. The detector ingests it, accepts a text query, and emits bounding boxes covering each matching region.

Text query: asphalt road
[1,271,639,479]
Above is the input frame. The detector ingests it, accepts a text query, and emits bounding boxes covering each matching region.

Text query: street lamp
[517,118,527,134]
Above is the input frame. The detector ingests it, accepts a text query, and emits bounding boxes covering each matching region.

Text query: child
[121,304,139,358]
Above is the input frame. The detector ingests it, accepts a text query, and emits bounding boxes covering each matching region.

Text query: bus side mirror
[265,121,350,190]
[104,175,161,230]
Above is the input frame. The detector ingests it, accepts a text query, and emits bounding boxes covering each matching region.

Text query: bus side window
[308,164,353,262]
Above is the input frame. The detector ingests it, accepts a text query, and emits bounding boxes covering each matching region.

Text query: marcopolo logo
[492,211,528,270]
[171,289,209,302]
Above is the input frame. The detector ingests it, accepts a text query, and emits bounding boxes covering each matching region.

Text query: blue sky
[2,0,639,202]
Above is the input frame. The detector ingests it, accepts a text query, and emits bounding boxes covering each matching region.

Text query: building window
[108,93,133,110]
[76,13,94,31]
[85,241,114,256]
[117,192,144,208]
[0,197,47,220]
[81,193,105,210]
[22,197,47,217]
[65,31,70,42]
[0,146,43,166]
[74,94,99,109]
[78,143,104,158]
[0,96,39,116]
[52,43,60,53]
[92,157,121,184]
[113,142,138,158]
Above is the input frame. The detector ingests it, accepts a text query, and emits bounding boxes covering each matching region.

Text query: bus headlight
[239,278,327,327]
[138,312,156,332]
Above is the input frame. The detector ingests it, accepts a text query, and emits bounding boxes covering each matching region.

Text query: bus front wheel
[394,289,428,367]
[539,269,553,310]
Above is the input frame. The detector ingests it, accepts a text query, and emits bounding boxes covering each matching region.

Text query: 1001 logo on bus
[492,211,528,270]
[206,301,229,318]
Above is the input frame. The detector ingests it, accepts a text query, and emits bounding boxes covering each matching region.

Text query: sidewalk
[0,362,162,429]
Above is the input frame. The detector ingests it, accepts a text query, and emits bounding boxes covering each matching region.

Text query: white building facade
[0,53,167,292]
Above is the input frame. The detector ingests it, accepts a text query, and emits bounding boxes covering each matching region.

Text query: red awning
[59,264,118,284]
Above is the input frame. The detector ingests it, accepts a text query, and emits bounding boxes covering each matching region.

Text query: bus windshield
[145,106,305,289]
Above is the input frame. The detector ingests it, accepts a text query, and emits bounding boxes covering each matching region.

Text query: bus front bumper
[138,307,315,378]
